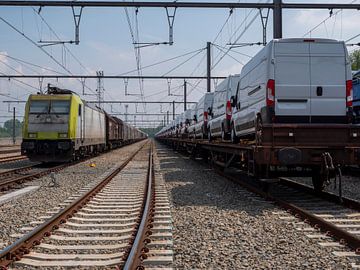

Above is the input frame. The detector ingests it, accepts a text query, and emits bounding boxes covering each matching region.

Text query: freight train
[21,85,147,162]
[156,38,360,191]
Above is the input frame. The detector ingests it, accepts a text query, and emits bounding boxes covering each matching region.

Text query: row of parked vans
[156,38,355,142]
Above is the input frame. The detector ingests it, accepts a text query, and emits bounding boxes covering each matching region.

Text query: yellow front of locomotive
[21,93,80,162]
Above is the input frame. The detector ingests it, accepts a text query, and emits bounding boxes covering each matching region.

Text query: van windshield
[29,100,70,114]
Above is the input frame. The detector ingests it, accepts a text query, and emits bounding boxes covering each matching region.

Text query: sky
[1,0,360,128]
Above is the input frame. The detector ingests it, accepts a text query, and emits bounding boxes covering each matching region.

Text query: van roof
[273,38,341,44]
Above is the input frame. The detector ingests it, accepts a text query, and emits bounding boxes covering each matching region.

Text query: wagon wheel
[255,115,263,145]
[312,153,336,192]
[311,168,326,192]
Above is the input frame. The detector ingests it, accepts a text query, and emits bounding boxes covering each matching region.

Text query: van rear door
[274,42,311,120]
[309,42,346,119]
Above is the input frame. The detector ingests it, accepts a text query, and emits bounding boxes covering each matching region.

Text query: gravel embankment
[292,173,360,202]
[155,142,355,269]
[0,141,145,248]
[0,159,38,174]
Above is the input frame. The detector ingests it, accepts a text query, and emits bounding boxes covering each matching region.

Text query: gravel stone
[0,141,144,249]
[156,142,355,269]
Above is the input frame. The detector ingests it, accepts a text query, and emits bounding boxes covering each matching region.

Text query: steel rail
[0,164,36,178]
[215,170,360,253]
[0,163,68,191]
[123,143,154,270]
[0,155,26,164]
[0,141,147,267]
[0,149,20,155]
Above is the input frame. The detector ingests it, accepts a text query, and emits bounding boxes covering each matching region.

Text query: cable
[162,48,206,76]
[302,0,359,37]
[212,44,245,65]
[118,48,205,76]
[346,33,360,43]
[0,52,67,75]
[0,16,97,97]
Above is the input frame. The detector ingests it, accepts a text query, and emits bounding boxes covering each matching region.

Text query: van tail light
[266,79,275,107]
[346,80,353,107]
[226,100,232,120]
[204,111,208,122]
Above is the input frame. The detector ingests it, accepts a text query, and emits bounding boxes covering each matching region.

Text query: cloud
[0,51,9,64]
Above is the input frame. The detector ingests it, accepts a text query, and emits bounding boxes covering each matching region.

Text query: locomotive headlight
[28,133,37,138]
[58,133,68,138]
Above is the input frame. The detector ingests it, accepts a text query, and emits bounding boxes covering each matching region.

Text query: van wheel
[231,126,239,144]
[208,131,212,142]
[221,125,230,141]
[255,116,263,145]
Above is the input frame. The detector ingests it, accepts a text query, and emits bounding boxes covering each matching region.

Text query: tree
[350,50,360,71]
[3,119,22,138]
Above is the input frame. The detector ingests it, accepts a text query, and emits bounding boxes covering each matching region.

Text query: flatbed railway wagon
[157,38,360,191]
[159,124,360,191]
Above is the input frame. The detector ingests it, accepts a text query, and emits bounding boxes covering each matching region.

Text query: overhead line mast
[2,1,360,39]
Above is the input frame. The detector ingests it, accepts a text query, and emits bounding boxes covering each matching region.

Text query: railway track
[214,169,360,264]
[0,142,173,269]
[0,155,27,164]
[0,163,68,191]
[0,149,20,155]
[162,142,360,266]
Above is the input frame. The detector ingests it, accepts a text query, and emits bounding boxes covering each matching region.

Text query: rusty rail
[0,141,147,267]
[123,143,155,270]
[216,170,360,253]
[0,149,20,155]
[0,163,67,191]
[0,155,27,164]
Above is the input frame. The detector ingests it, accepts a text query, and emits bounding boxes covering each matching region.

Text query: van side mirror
[230,96,237,107]
[207,107,212,116]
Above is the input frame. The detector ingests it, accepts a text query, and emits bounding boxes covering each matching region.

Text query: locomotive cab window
[29,100,50,114]
[78,104,82,116]
[50,100,70,114]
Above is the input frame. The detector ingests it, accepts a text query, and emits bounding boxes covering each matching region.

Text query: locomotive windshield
[29,100,49,114]
[51,100,70,114]
[29,100,70,114]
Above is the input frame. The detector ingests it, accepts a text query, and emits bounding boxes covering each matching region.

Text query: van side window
[78,104,82,116]
[236,82,241,110]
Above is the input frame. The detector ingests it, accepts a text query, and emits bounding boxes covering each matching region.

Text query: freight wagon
[156,38,360,192]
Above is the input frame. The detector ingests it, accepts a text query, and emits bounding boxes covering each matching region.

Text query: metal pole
[12,107,15,145]
[172,100,175,120]
[125,105,128,122]
[207,41,211,93]
[273,0,282,39]
[184,80,187,111]
[167,111,169,124]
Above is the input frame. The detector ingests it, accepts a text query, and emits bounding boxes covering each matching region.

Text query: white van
[175,113,185,138]
[230,38,353,143]
[187,103,198,139]
[208,75,240,140]
[180,108,194,137]
[192,92,214,139]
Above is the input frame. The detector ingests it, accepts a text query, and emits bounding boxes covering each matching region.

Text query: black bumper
[21,139,74,162]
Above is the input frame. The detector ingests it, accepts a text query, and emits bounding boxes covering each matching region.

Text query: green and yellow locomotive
[22,86,146,162]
